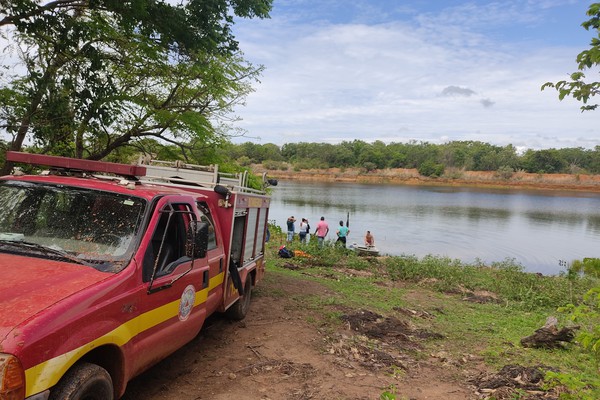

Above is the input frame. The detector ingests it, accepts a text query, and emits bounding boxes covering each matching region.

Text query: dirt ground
[121,273,475,400]
[121,273,555,400]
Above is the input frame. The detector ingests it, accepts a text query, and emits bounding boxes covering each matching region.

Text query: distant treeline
[227,140,600,176]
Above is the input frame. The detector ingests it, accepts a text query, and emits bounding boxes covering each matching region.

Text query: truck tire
[50,362,114,400]
[226,274,252,320]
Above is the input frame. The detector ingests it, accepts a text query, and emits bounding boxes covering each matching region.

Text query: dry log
[520,316,579,349]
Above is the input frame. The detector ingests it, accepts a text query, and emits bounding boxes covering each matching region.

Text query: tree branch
[0,1,89,27]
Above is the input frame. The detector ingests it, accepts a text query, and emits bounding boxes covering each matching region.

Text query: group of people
[286,215,374,248]
[286,215,330,247]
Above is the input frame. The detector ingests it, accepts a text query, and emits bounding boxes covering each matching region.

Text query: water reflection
[587,215,600,235]
[524,210,588,228]
[269,181,600,275]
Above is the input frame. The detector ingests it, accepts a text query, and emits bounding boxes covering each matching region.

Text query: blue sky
[232,0,599,150]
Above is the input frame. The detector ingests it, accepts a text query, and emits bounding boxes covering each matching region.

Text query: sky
[231,0,600,151]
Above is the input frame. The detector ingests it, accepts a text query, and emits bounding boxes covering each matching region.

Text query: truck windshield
[0,180,146,272]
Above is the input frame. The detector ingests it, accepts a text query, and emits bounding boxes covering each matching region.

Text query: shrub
[363,162,377,172]
[293,159,329,170]
[569,258,600,278]
[495,165,514,180]
[263,160,284,170]
[418,161,445,177]
[237,156,252,167]
[444,168,463,179]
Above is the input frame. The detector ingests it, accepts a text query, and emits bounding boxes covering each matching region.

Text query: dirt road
[121,272,483,400]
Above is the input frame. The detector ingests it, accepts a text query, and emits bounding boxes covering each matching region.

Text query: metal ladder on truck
[4,151,273,194]
[136,158,269,194]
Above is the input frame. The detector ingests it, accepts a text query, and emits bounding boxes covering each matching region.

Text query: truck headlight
[0,354,25,400]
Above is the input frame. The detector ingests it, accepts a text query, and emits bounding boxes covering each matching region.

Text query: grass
[265,231,600,398]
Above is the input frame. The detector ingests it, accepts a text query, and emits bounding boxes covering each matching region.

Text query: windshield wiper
[0,239,91,266]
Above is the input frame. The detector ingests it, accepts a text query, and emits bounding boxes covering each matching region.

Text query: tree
[521,149,566,173]
[542,3,600,111]
[418,160,445,177]
[0,0,271,55]
[404,141,440,169]
[357,141,387,169]
[0,0,272,173]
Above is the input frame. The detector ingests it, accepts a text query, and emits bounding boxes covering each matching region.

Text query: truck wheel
[226,274,252,320]
[50,362,114,400]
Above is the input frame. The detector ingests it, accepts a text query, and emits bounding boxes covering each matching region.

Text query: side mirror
[186,221,209,259]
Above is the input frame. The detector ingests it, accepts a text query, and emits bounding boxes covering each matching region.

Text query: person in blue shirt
[336,220,349,247]
[286,216,296,242]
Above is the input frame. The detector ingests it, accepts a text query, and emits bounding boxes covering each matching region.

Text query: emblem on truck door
[179,285,196,321]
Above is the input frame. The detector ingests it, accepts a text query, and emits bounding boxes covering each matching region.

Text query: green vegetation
[543,3,600,111]
[0,0,272,173]
[417,160,445,177]
[266,229,600,399]
[230,139,600,175]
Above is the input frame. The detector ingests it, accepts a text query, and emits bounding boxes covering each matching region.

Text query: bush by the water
[268,228,598,312]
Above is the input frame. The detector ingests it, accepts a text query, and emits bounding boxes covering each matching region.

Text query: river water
[267,180,600,275]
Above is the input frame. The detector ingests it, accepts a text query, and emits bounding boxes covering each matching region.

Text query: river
[267,180,600,275]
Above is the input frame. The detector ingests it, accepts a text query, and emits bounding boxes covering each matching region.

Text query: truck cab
[0,152,272,400]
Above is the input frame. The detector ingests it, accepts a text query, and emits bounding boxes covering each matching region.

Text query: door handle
[203,269,209,289]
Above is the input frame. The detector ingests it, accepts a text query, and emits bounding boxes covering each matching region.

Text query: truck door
[196,201,226,314]
[131,196,210,376]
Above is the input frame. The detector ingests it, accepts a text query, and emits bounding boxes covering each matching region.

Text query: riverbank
[123,240,600,400]
[257,166,600,192]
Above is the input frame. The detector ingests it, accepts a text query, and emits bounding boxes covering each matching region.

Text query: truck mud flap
[228,260,244,296]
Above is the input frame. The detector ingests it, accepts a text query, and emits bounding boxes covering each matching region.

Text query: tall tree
[0,0,271,173]
[542,3,600,111]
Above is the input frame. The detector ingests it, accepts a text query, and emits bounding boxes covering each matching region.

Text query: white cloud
[233,0,600,150]
[234,7,597,150]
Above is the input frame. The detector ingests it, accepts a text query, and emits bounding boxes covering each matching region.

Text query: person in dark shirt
[286,216,296,242]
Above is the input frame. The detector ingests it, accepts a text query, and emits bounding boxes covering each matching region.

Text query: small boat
[351,243,380,256]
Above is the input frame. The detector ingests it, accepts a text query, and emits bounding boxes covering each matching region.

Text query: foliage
[542,3,600,111]
[569,258,600,278]
[0,0,271,171]
[267,229,597,313]
[0,0,272,56]
[496,165,515,180]
[522,149,566,173]
[544,370,599,400]
[549,258,600,399]
[417,160,445,177]
[362,161,377,172]
[230,141,600,175]
[262,160,288,170]
[267,221,283,236]
[382,255,596,311]
[560,286,600,362]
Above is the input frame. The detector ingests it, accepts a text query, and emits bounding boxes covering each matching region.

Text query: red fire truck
[0,151,273,400]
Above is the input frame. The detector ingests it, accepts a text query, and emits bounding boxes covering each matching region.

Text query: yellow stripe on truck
[24,272,224,396]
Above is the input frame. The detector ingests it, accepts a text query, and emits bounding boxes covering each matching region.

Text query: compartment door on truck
[224,203,268,307]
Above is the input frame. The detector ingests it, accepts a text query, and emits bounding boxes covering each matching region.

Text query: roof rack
[6,151,147,178]
[5,151,272,194]
[136,158,269,194]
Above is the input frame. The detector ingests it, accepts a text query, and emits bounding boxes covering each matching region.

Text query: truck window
[196,201,217,250]
[0,181,146,271]
[144,203,195,280]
